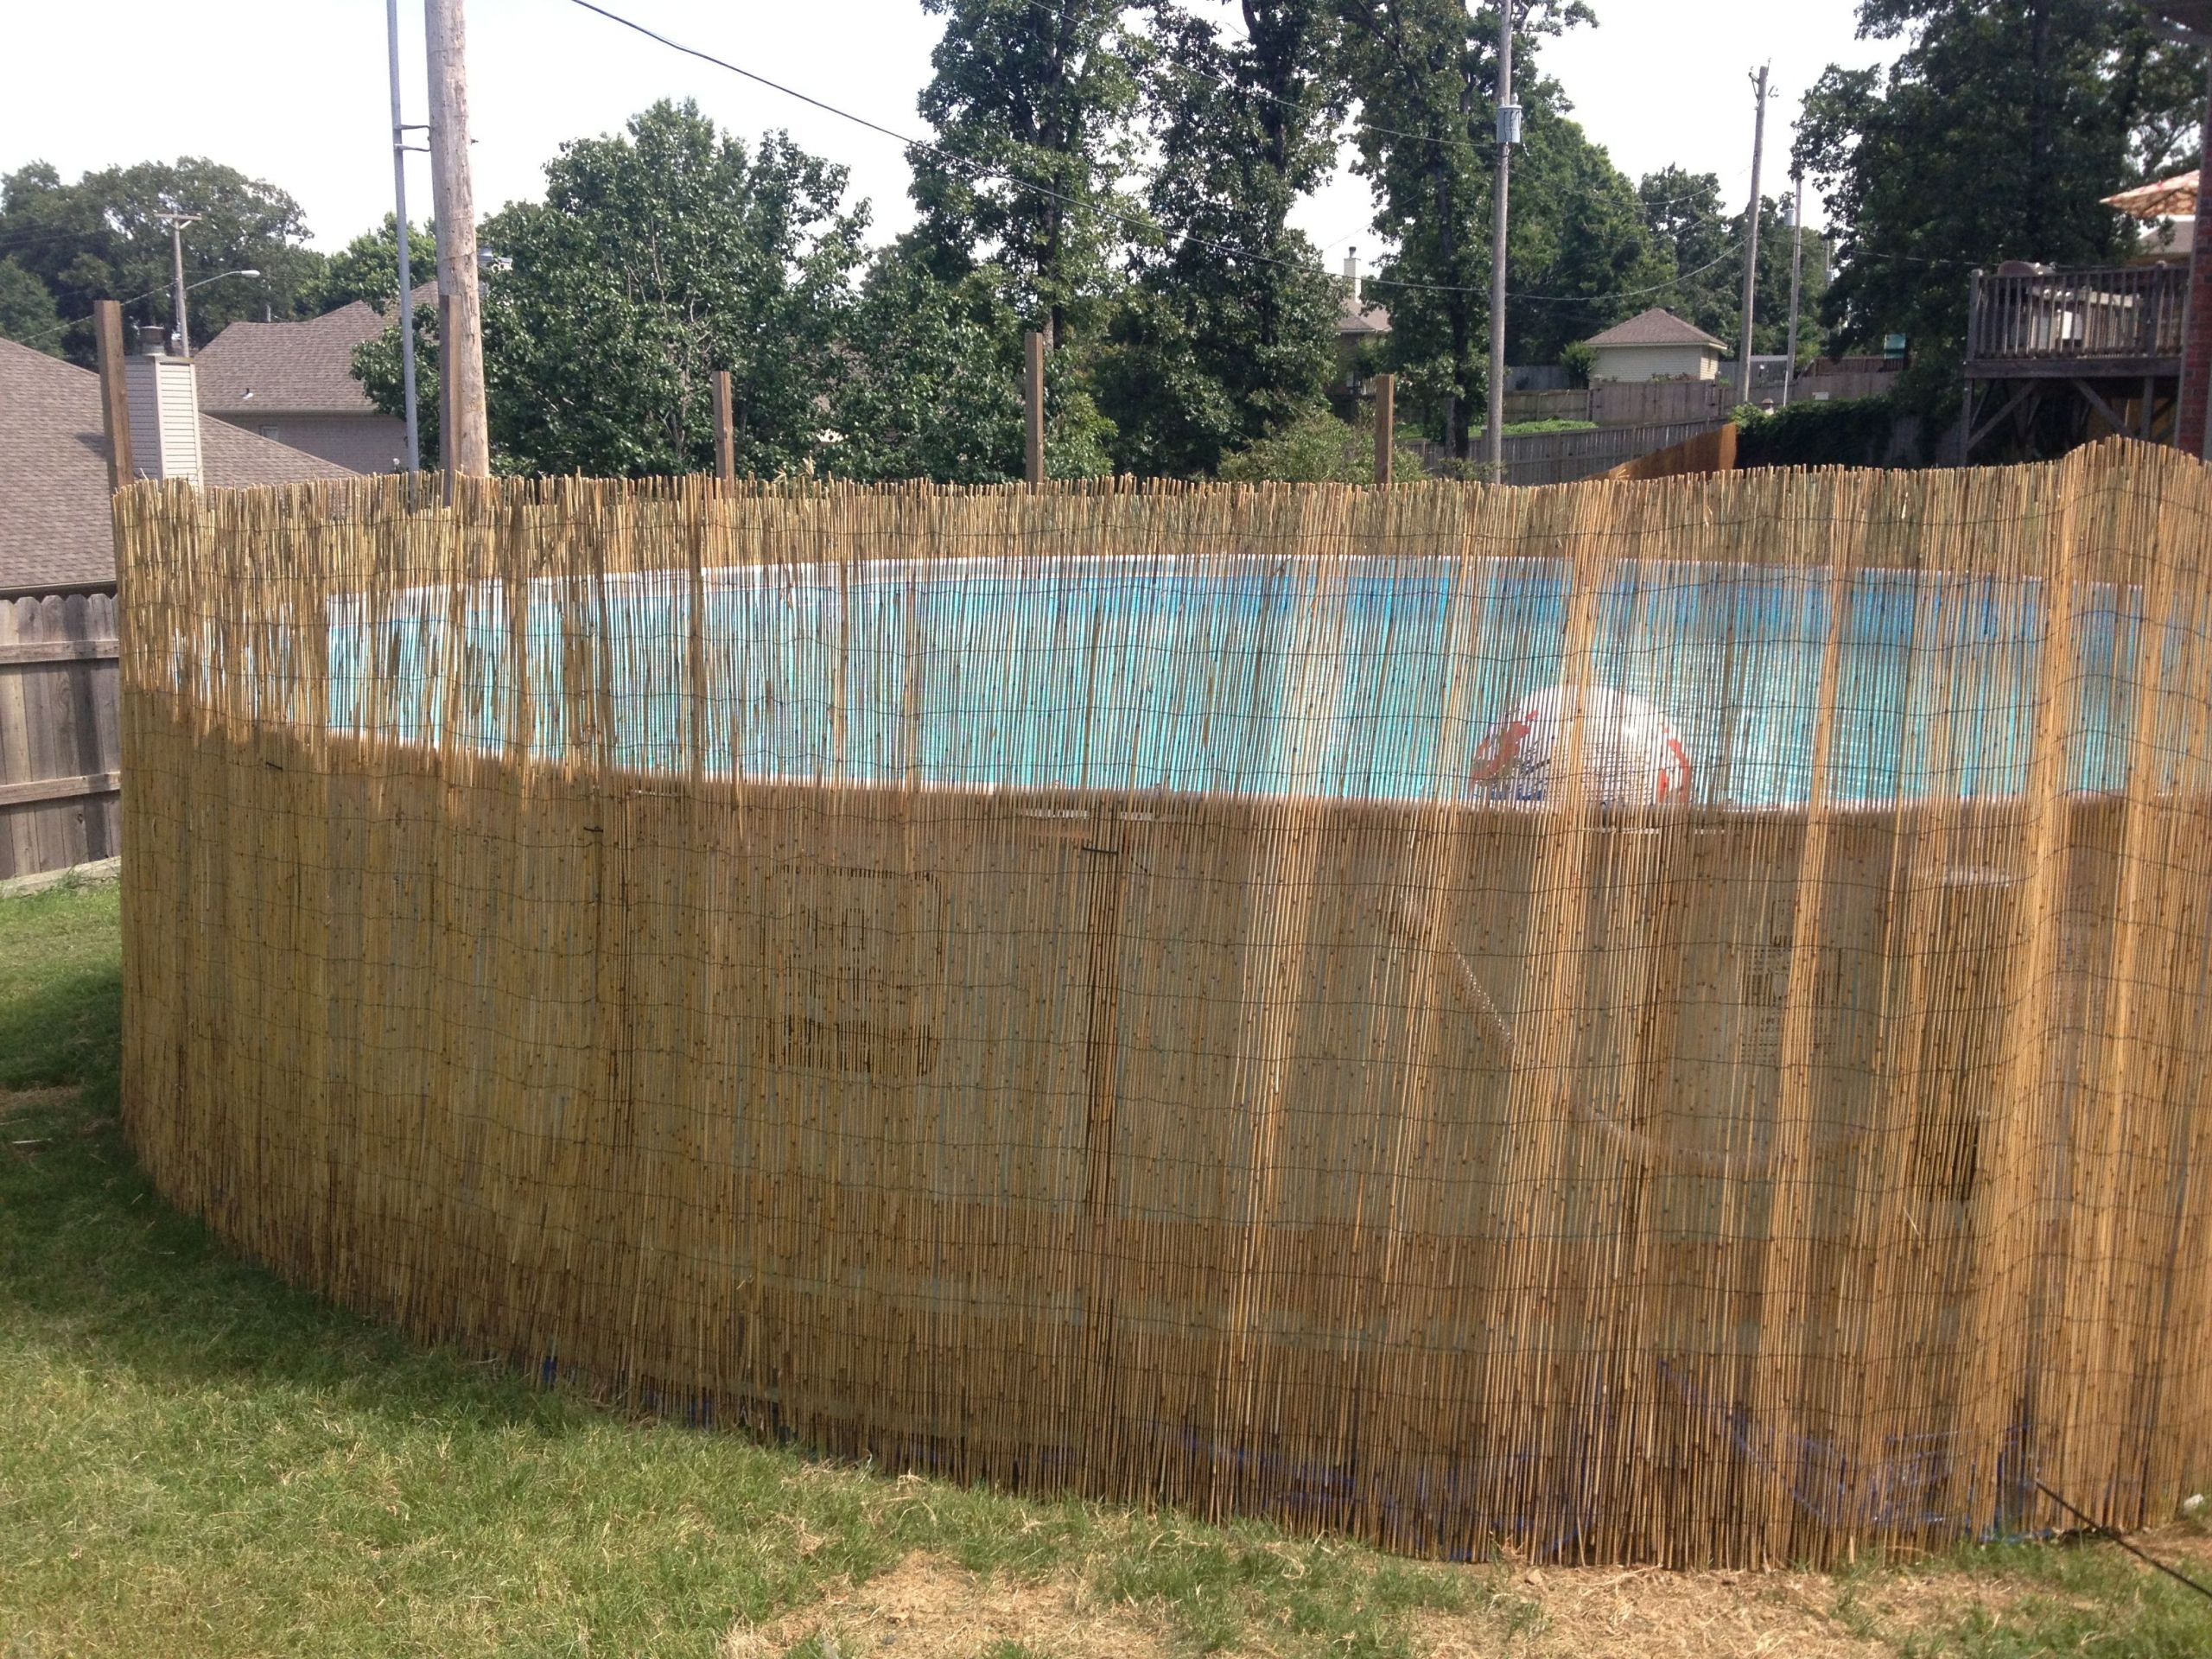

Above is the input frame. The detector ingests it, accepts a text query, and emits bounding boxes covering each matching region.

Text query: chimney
[124,327,204,485]
[1344,246,1362,302]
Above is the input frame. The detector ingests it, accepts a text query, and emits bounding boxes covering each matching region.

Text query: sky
[0,1,1900,260]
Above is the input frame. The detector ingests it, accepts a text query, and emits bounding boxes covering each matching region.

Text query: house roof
[1584,308,1728,352]
[1338,291,1391,338]
[192,283,433,416]
[0,338,354,596]
[2133,2,2212,41]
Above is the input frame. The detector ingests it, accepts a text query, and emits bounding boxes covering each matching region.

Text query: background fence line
[0,593,121,880]
[117,445,2212,1565]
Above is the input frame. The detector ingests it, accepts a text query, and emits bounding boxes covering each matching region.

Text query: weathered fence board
[0,592,121,880]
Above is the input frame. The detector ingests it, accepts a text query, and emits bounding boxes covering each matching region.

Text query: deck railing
[1967,264,2187,367]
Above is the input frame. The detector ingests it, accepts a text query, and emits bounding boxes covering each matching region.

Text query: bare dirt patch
[720,1553,1176,1658]
[0,1085,76,1123]
[1411,1562,2035,1657]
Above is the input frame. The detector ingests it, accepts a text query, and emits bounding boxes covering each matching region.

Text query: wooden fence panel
[1589,378,1730,427]
[0,591,121,880]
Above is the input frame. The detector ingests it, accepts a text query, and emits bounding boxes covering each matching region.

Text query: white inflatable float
[1468,685,1694,805]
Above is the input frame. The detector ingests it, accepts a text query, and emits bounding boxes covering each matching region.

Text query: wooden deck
[1963,264,2186,381]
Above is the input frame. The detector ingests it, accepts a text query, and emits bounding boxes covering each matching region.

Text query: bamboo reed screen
[116,441,2212,1566]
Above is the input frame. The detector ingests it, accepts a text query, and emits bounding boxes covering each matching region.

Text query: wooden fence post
[1373,372,1395,486]
[1024,331,1046,488]
[711,370,735,482]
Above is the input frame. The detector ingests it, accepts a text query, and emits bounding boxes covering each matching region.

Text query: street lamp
[173,268,263,355]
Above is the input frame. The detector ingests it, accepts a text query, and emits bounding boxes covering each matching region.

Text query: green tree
[1636,168,1830,360]
[0,158,323,363]
[1795,0,2198,368]
[0,257,63,355]
[1498,110,1670,365]
[1338,0,1592,457]
[830,242,1116,482]
[355,102,867,478]
[908,0,1142,355]
[309,214,436,315]
[1093,0,1344,475]
[828,245,1027,481]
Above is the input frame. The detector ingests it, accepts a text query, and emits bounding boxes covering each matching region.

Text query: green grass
[1888,1536,2212,1657]
[4,880,2210,1657]
[0,882,1490,1657]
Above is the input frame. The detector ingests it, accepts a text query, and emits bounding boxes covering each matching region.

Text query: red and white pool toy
[1469,685,1694,804]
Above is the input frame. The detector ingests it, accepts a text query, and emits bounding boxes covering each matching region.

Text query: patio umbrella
[2103,169,2199,219]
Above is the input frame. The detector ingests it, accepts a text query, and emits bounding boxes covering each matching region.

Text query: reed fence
[118,441,2212,1566]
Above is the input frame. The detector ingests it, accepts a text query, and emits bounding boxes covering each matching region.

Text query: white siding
[124,356,204,485]
[1589,344,1721,385]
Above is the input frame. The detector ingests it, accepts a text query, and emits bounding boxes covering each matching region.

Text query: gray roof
[1338,291,1391,338]
[193,284,433,416]
[1584,308,1728,352]
[0,338,354,596]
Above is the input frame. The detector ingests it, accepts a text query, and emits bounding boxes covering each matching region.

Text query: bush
[1217,409,1427,483]
[1733,394,1903,469]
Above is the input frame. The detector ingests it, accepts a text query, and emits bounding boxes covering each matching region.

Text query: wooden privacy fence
[118,442,2212,1566]
[1,593,122,880]
[1414,418,1730,486]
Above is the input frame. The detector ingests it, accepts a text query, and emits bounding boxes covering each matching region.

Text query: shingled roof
[193,284,433,416]
[0,338,353,596]
[1584,308,1728,352]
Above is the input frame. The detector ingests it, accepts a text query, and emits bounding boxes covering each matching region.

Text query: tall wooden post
[426,0,490,475]
[93,300,133,492]
[711,370,735,481]
[1024,331,1046,488]
[1736,64,1771,406]
[1485,0,1516,478]
[1374,372,1395,486]
[438,291,456,478]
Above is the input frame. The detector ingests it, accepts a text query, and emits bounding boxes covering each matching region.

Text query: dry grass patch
[721,1553,1177,1658]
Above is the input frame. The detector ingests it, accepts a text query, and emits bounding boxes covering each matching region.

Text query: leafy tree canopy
[370,101,870,479]
[908,0,1141,351]
[309,215,436,315]
[1095,0,1344,475]
[1341,0,1602,454]
[1795,0,2198,365]
[0,157,324,364]
[1636,167,1831,361]
[0,257,64,356]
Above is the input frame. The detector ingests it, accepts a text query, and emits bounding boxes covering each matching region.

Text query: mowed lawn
[3,880,2210,1657]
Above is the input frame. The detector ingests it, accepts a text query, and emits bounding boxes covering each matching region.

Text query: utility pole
[1487,0,1520,479]
[1024,331,1046,487]
[388,0,423,473]
[425,0,489,475]
[1782,172,1806,409]
[156,212,201,355]
[1736,64,1770,406]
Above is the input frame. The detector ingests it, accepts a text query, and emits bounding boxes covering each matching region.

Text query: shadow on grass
[0,888,569,1440]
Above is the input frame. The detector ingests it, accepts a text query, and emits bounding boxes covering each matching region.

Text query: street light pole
[389,0,423,473]
[157,211,202,355]
[1783,173,1806,409]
